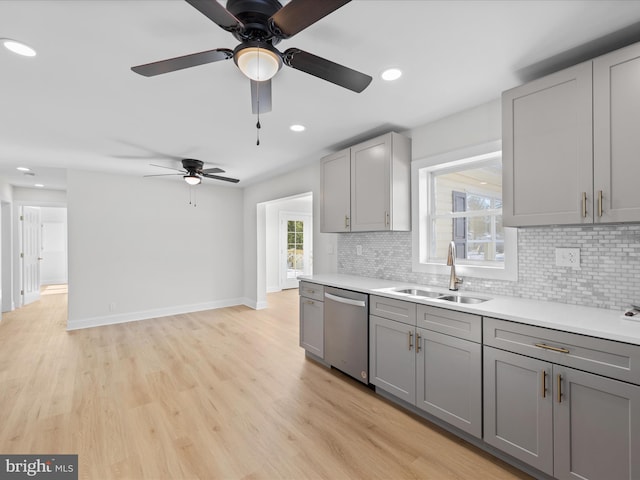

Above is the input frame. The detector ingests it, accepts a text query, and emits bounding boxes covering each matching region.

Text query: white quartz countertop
[300,274,640,346]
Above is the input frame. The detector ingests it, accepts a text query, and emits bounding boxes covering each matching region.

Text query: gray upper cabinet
[593,42,640,223]
[503,41,640,227]
[502,62,593,227]
[320,132,411,233]
[320,148,351,233]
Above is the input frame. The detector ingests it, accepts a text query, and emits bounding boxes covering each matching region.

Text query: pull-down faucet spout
[447,241,463,291]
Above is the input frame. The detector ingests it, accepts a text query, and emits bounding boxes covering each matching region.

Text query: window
[412,141,517,281]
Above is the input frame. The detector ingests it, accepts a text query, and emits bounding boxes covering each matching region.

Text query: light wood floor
[0,289,532,480]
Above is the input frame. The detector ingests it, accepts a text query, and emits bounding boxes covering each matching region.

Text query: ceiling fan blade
[201,173,240,183]
[185,0,244,32]
[283,48,372,93]
[150,164,185,173]
[269,0,351,38]
[201,167,225,174]
[251,79,272,114]
[131,48,233,77]
[143,173,183,178]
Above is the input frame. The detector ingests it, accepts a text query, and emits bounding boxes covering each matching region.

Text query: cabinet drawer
[299,281,324,302]
[370,295,416,325]
[417,305,481,342]
[484,317,640,385]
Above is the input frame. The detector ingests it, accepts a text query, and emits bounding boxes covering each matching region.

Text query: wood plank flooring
[0,289,532,480]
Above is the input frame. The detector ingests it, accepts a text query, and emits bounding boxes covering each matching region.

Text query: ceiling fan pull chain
[256,75,261,146]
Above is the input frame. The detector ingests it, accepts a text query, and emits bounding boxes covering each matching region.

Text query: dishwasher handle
[324,292,366,308]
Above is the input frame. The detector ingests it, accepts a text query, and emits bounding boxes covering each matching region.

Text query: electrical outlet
[555,248,581,268]
[356,245,363,256]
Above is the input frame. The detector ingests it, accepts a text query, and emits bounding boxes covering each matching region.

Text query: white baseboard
[66,297,246,331]
[266,284,281,293]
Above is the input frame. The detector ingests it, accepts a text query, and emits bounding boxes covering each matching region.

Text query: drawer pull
[535,343,570,354]
[416,332,422,353]
[557,374,563,403]
[305,300,314,305]
[541,370,547,398]
[408,331,414,351]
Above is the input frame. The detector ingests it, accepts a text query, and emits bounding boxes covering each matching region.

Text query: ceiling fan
[145,158,240,184]
[131,0,373,115]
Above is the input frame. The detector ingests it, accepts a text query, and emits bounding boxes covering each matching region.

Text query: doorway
[18,205,68,308]
[280,213,312,289]
[263,193,313,293]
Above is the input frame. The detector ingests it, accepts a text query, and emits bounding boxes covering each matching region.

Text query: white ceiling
[3,0,640,190]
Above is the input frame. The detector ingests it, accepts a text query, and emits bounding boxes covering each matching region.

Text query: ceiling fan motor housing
[182,158,204,174]
[226,0,283,43]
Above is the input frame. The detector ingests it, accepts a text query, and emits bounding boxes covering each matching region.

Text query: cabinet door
[350,134,391,231]
[299,297,324,358]
[594,42,640,223]
[502,62,593,226]
[416,328,482,438]
[483,347,553,475]
[369,315,416,403]
[554,366,640,480]
[320,148,351,232]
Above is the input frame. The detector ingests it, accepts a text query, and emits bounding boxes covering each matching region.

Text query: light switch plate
[556,247,581,268]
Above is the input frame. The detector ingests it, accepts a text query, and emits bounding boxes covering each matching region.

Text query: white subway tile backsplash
[337,224,640,311]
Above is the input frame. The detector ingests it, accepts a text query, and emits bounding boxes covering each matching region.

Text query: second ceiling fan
[131,0,373,114]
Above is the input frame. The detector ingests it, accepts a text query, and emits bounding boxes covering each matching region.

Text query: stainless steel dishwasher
[323,286,369,384]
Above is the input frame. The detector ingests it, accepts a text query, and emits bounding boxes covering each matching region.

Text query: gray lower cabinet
[484,346,554,474]
[370,314,416,403]
[369,297,482,438]
[299,282,324,358]
[416,328,482,438]
[484,317,640,479]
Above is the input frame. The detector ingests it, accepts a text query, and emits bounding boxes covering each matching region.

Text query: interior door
[22,206,42,305]
[281,214,312,289]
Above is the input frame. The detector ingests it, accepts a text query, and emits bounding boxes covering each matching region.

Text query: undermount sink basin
[393,288,442,298]
[438,295,488,304]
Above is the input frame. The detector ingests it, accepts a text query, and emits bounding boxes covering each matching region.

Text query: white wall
[408,98,501,162]
[67,170,245,329]
[13,187,67,205]
[265,194,312,292]
[0,179,13,315]
[243,161,337,309]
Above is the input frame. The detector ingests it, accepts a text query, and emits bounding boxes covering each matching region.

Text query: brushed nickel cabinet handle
[541,370,547,398]
[344,215,350,228]
[535,343,570,354]
[385,211,390,227]
[557,374,563,403]
[598,190,603,217]
[582,192,587,218]
[408,331,413,351]
[416,332,422,353]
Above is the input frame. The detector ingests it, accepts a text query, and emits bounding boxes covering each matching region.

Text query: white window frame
[411,140,518,281]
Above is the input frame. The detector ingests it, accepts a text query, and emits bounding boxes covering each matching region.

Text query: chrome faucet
[447,241,463,291]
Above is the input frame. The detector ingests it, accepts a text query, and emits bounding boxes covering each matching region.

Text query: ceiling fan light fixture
[234,44,282,81]
[184,174,201,186]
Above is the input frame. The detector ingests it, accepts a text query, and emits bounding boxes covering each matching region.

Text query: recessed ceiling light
[34,184,44,188]
[381,68,402,81]
[290,124,306,132]
[16,167,31,172]
[2,39,36,57]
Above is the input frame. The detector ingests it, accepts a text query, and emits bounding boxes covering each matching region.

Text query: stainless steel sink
[393,288,442,298]
[438,295,488,304]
